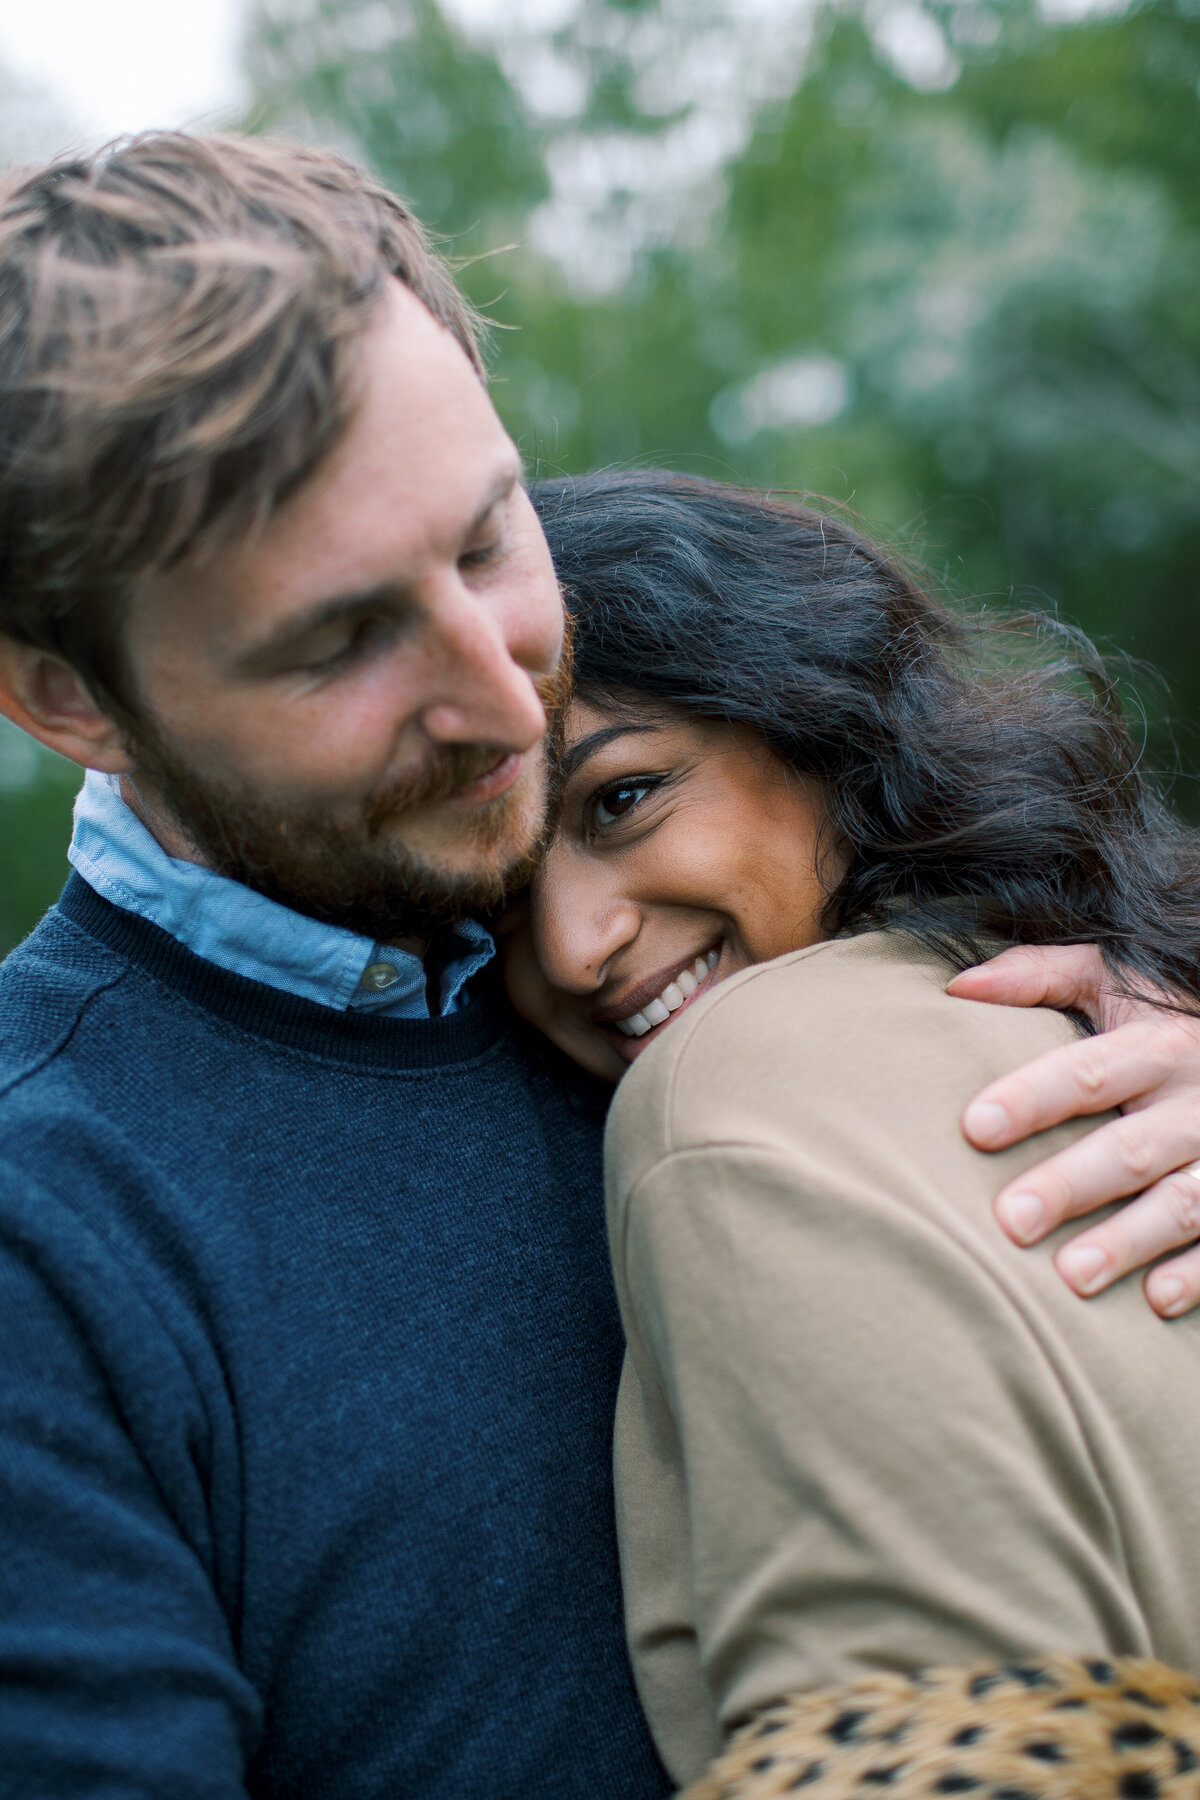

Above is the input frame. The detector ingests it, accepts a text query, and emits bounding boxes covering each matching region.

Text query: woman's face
[503,697,834,1081]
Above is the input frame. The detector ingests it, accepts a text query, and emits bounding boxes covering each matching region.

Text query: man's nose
[419,582,558,751]
[531,851,641,997]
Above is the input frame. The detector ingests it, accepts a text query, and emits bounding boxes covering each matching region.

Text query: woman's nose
[531,850,640,996]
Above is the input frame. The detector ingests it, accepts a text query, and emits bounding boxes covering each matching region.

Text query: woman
[504,471,1200,1796]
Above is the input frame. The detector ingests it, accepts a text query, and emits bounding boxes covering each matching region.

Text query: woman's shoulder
[606,929,1085,1191]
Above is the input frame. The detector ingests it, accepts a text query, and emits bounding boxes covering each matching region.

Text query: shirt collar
[67,770,495,1017]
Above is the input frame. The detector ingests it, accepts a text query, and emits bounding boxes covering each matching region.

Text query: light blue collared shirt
[68,771,496,1019]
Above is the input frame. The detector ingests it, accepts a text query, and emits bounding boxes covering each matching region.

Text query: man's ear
[0,636,134,773]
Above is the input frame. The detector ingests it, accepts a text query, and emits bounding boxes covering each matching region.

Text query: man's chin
[389,794,546,888]
[368,826,545,931]
[227,829,539,943]
[259,776,551,940]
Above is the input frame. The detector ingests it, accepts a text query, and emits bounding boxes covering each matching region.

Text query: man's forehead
[249,285,512,560]
[152,296,522,648]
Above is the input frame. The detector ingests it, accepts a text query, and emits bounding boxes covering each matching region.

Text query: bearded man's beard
[127,655,572,943]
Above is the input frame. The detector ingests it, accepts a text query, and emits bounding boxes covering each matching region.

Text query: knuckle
[1071,1040,1110,1098]
[1114,1119,1156,1183]
[1165,1175,1200,1242]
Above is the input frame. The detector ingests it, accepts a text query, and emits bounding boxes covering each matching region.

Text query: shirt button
[360,961,401,992]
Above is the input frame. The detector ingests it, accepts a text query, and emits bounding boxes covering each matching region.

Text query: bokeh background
[2,0,1198,953]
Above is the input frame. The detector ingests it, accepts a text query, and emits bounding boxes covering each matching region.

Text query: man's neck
[119,772,205,865]
[116,772,428,961]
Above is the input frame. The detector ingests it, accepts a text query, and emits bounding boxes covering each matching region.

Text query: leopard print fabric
[680,1655,1200,1800]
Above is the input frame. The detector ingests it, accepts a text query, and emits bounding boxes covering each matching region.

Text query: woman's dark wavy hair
[531,469,1200,1006]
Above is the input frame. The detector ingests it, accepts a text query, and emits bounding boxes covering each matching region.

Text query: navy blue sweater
[0,876,670,1800]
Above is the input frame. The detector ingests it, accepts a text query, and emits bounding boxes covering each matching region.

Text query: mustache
[363,635,575,838]
[364,742,511,834]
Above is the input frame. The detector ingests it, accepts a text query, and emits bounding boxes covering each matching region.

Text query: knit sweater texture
[0,875,669,1800]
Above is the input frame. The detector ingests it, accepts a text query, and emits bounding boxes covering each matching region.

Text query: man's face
[121,281,566,941]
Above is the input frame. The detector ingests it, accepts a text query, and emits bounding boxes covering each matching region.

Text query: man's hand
[950,943,1200,1317]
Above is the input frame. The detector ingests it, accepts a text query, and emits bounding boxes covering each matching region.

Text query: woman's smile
[502,697,836,1082]
[605,946,720,1038]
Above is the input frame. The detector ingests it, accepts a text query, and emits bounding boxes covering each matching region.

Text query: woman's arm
[615,1140,1156,1789]
[952,944,1200,1314]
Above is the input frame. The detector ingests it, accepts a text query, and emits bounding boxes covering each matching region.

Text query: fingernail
[965,1101,1009,1147]
[1154,1276,1187,1316]
[1059,1245,1109,1294]
[999,1191,1045,1243]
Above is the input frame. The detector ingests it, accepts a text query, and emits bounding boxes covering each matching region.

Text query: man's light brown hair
[0,130,484,715]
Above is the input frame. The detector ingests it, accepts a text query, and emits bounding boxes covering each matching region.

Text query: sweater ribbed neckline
[56,873,509,1071]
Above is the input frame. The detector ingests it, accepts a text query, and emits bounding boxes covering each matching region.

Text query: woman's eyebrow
[561,723,660,783]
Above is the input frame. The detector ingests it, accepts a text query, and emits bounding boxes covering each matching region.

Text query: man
[0,132,666,1799]
[0,131,1197,1800]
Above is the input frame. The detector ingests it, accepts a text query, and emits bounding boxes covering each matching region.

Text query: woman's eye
[592,783,653,829]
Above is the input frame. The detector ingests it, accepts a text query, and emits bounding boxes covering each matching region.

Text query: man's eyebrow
[561,723,660,783]
[467,464,521,536]
[236,465,523,671]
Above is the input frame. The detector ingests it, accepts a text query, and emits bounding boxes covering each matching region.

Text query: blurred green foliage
[0,724,79,953]
[3,0,1199,953]
[243,0,1200,775]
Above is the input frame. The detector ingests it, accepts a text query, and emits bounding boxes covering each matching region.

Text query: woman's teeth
[615,950,719,1038]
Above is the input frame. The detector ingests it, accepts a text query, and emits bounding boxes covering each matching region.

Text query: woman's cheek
[503,934,620,1079]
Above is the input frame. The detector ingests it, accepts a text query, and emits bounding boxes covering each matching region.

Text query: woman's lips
[613,949,720,1036]
[602,946,723,1065]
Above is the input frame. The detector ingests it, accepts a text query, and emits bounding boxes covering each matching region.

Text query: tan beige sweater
[605,931,1200,1789]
